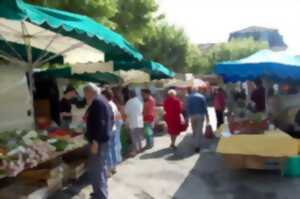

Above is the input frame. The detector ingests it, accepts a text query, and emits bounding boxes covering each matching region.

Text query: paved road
[51,109,300,199]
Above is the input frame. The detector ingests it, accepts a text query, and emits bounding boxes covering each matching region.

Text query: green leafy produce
[251,113,265,123]
[51,140,69,152]
[38,134,49,142]
[0,131,26,151]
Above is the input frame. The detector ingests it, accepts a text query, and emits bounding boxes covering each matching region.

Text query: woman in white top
[102,88,123,174]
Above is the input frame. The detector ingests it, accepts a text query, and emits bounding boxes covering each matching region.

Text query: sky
[157,0,300,53]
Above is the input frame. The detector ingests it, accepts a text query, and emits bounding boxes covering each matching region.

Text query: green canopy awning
[35,67,122,84]
[0,0,143,62]
[114,60,175,79]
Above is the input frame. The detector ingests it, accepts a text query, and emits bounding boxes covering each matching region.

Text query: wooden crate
[2,166,64,198]
[63,160,86,182]
[228,119,268,134]
[0,180,62,199]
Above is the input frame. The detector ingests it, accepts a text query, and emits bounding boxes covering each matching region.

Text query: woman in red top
[142,89,156,148]
[163,89,186,149]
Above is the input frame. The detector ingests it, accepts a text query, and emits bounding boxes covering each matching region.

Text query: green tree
[26,0,160,44]
[113,0,159,45]
[26,0,118,28]
[139,24,190,73]
[186,44,211,74]
[190,38,268,74]
[208,38,268,63]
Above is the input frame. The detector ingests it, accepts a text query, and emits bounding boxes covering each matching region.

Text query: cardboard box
[223,154,287,170]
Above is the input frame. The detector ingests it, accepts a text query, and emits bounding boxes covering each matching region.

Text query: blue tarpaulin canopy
[215,50,300,83]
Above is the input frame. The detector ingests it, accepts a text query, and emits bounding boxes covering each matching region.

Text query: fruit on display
[48,129,70,138]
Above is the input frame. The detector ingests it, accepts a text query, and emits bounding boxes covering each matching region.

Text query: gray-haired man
[84,83,113,199]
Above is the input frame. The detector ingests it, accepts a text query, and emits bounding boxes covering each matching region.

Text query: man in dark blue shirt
[186,87,209,153]
[84,83,113,199]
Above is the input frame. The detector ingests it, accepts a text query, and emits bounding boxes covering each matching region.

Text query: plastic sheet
[0,64,33,132]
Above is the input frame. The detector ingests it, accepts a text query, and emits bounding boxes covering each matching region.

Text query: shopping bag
[179,114,188,132]
[204,124,214,139]
[144,124,154,147]
[144,124,153,140]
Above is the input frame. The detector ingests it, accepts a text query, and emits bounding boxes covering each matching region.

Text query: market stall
[215,49,300,170]
[0,0,143,123]
[113,60,176,137]
[0,0,144,197]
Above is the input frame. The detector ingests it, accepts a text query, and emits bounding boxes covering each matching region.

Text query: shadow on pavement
[49,174,90,199]
[139,148,174,160]
[140,134,218,161]
[140,134,196,161]
[172,151,300,199]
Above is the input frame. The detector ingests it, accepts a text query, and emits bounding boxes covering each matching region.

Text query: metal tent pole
[22,21,36,128]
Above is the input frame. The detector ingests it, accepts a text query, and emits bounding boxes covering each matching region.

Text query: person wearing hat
[59,85,78,129]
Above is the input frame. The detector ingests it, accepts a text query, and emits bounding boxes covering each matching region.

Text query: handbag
[179,114,188,132]
[204,124,214,139]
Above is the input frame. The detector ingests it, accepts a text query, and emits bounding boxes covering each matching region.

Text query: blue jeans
[88,143,108,199]
[106,121,123,169]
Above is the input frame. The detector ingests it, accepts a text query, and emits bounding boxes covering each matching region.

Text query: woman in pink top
[213,87,226,128]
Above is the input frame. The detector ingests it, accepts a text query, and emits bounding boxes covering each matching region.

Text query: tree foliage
[189,38,268,74]
[27,0,118,27]
[138,24,189,73]
[186,44,211,74]
[26,0,159,44]
[113,0,159,45]
[207,38,268,63]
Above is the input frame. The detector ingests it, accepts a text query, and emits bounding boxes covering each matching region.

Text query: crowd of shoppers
[66,77,275,198]
[60,82,224,199]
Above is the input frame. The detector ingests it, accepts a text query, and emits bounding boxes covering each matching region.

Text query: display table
[0,135,88,199]
[217,130,298,157]
[217,129,299,170]
[0,134,88,180]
